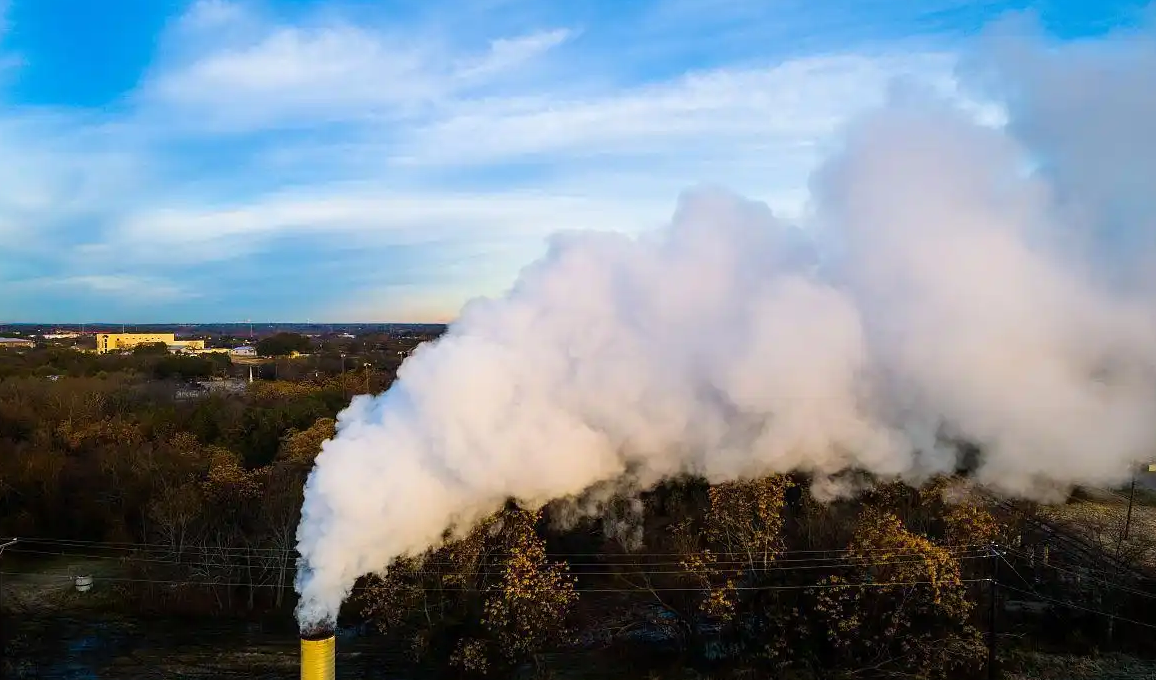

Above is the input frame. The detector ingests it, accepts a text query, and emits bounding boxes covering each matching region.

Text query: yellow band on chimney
[301,634,336,680]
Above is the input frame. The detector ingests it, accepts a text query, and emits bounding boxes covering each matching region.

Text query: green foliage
[133,341,170,356]
[152,354,217,379]
[256,332,312,357]
[0,347,109,378]
[278,417,337,467]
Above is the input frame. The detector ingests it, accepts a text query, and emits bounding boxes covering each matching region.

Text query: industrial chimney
[300,627,335,680]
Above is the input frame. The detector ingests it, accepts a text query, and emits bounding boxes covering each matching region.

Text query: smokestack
[300,627,335,680]
[293,24,1156,627]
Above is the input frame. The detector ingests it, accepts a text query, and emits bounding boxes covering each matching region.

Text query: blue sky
[0,0,1150,323]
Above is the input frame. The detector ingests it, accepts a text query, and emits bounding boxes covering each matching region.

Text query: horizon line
[0,321,453,327]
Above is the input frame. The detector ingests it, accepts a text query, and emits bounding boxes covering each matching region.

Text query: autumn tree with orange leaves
[362,504,577,676]
[807,505,987,678]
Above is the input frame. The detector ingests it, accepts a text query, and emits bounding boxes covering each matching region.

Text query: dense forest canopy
[1,338,1155,679]
[256,332,313,357]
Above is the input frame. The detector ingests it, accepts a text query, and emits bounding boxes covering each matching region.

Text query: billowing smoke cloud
[294,22,1156,629]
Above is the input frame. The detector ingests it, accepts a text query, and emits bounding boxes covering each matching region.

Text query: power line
[999,546,1156,602]
[20,536,996,555]
[13,535,991,558]
[994,548,1156,629]
[0,537,16,675]
[8,542,987,563]
[5,545,988,573]
[0,571,988,593]
[15,538,298,555]
[1002,544,1150,584]
[998,582,1156,632]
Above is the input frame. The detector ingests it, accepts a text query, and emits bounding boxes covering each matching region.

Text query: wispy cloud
[144,23,440,131]
[10,274,193,302]
[96,2,977,275]
[140,2,575,134]
[454,28,574,81]
[398,52,961,167]
[102,189,666,264]
[0,0,1144,321]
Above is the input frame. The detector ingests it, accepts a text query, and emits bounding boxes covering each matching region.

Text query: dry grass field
[1036,485,1156,571]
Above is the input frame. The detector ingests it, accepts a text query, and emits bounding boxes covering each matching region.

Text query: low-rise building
[0,337,35,349]
[167,344,231,356]
[95,333,206,354]
[194,347,231,355]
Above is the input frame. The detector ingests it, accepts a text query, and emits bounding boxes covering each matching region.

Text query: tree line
[2,347,1155,679]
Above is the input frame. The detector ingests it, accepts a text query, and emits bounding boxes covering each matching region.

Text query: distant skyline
[0,321,445,328]
[0,0,1150,323]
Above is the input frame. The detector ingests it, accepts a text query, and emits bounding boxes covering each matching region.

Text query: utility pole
[340,353,347,399]
[1,538,17,676]
[1118,468,1138,560]
[988,542,999,680]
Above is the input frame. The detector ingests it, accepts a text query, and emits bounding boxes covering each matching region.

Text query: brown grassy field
[1036,486,1156,571]
[1003,650,1156,680]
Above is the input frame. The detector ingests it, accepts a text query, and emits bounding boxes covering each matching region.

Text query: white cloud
[455,28,574,81]
[10,274,192,302]
[398,52,964,167]
[144,23,438,130]
[104,189,669,264]
[0,115,141,254]
[111,42,985,269]
[179,0,247,31]
[141,2,574,133]
[0,0,1070,321]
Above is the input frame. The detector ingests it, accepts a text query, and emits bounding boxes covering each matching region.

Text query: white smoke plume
[294,22,1156,629]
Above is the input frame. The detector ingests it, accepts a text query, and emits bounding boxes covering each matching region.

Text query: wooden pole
[1118,471,1137,561]
[988,543,999,680]
[0,538,17,676]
